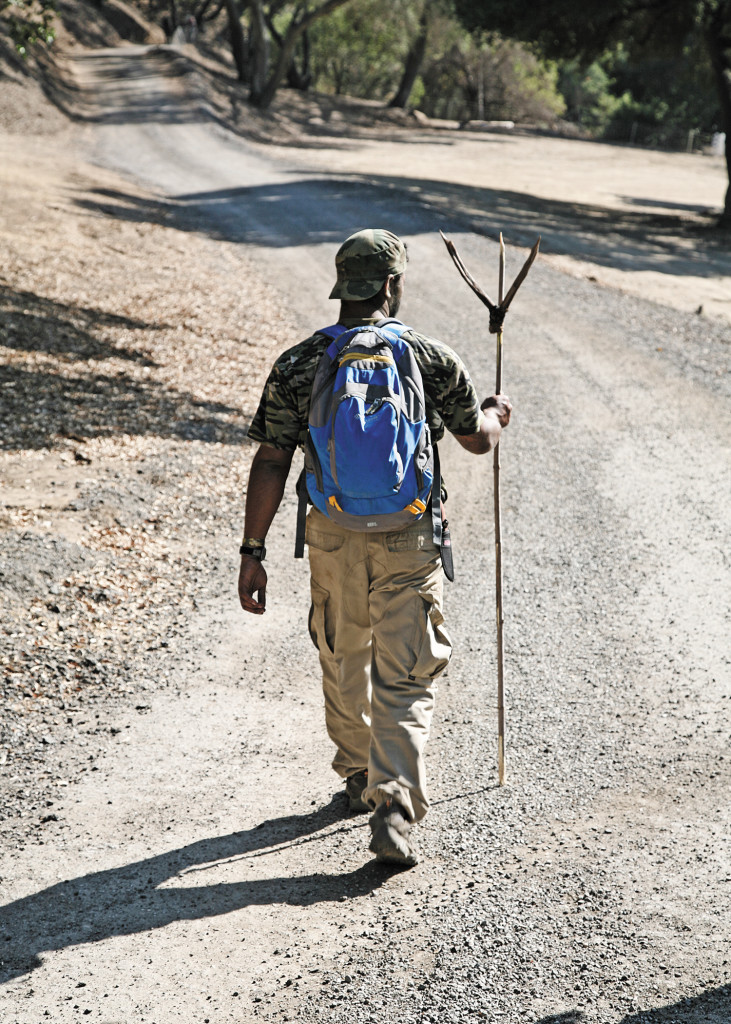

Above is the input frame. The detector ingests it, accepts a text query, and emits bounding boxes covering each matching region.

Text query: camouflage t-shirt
[248,319,481,451]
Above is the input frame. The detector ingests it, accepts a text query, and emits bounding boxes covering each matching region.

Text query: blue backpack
[303,319,434,532]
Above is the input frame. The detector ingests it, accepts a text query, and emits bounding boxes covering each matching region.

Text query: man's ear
[383,274,395,298]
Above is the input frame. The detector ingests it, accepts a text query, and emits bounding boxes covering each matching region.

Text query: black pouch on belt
[440,518,455,582]
[430,445,455,582]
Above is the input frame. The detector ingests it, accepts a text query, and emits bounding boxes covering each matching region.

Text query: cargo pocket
[308,580,335,655]
[386,527,432,552]
[305,514,345,554]
[409,592,452,680]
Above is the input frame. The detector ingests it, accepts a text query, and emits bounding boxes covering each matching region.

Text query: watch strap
[239,544,266,560]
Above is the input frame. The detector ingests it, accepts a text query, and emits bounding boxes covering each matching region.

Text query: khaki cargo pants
[306,507,452,822]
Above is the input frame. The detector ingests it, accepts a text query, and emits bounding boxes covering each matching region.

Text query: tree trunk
[194,0,213,25]
[264,13,312,91]
[223,0,247,82]
[248,0,271,103]
[194,0,224,27]
[250,0,354,109]
[252,22,300,106]
[286,29,312,91]
[389,6,429,108]
[705,8,731,227]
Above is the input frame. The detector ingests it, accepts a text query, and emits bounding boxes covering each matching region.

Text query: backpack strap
[379,321,453,578]
[294,468,308,558]
[431,444,442,552]
[294,324,346,559]
[319,323,348,338]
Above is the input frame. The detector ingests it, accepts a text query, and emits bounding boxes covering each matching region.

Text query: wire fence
[606,121,726,155]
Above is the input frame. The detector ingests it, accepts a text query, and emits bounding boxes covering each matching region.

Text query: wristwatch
[239,543,266,561]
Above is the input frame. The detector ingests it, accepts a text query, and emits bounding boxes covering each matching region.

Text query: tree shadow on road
[0,285,164,364]
[0,795,392,983]
[536,985,731,1024]
[0,284,248,450]
[41,48,211,128]
[71,172,730,288]
[0,364,249,450]
[51,47,462,150]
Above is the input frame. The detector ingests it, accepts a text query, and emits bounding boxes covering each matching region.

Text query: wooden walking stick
[495,234,507,785]
[440,230,540,785]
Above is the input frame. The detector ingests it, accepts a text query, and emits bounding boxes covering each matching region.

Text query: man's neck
[338,300,390,322]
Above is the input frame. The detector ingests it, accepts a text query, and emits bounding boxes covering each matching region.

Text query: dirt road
[1,47,730,1024]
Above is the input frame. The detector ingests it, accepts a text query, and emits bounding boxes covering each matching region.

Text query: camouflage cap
[329,228,407,301]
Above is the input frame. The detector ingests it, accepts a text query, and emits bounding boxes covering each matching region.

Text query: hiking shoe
[368,799,419,867]
[345,769,370,813]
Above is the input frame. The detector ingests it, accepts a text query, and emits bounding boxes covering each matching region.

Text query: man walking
[238,229,511,866]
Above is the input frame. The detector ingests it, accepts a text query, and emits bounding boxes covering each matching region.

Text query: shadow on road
[72,172,729,287]
[0,795,391,983]
[58,47,462,150]
[536,985,731,1024]
[0,284,248,450]
[47,49,210,128]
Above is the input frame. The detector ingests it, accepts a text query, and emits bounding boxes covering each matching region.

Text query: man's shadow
[0,796,392,983]
[536,986,731,1024]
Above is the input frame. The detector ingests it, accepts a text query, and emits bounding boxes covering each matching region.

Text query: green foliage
[309,0,419,98]
[556,36,721,143]
[507,44,565,121]
[451,0,701,64]
[605,36,720,136]
[1,0,56,56]
[309,1,565,122]
[420,32,565,122]
[454,2,726,152]
[558,58,621,133]
[409,74,426,108]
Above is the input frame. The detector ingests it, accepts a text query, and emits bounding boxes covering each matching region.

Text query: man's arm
[454,395,512,455]
[238,444,295,615]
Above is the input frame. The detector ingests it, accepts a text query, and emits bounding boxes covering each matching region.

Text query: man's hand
[237,444,294,617]
[456,393,512,454]
[481,393,512,427]
[238,556,268,615]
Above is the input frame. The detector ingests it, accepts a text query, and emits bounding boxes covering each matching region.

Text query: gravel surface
[0,131,283,834]
[1,43,730,1024]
